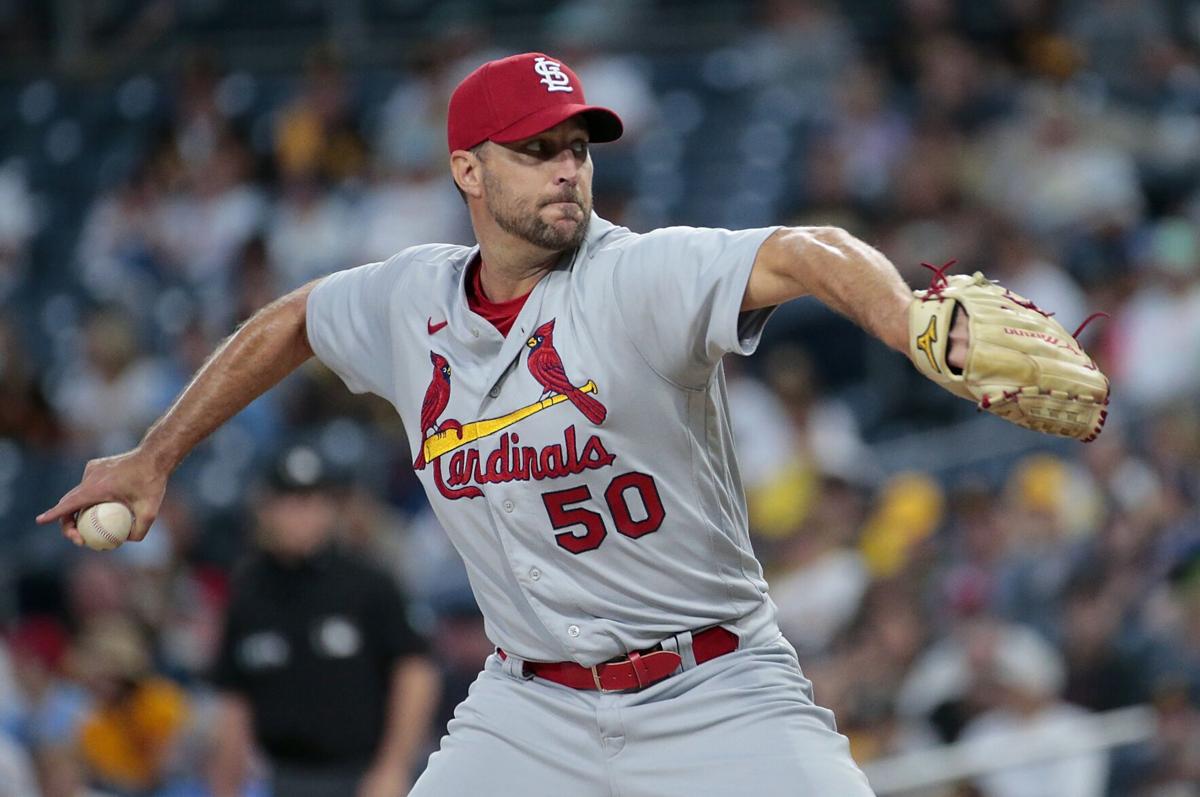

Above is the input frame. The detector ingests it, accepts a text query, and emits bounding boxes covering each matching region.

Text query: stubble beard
[483,171,592,252]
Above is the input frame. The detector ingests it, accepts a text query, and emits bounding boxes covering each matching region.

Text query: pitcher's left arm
[744,226,1108,441]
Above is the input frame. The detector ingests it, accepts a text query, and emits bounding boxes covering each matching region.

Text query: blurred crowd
[2,0,1200,795]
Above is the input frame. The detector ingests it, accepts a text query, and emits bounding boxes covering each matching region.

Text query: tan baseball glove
[907,264,1109,442]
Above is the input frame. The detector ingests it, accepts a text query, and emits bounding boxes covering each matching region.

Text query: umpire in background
[208,445,440,797]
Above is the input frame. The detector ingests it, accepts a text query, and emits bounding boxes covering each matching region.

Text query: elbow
[780,224,857,280]
[783,225,855,255]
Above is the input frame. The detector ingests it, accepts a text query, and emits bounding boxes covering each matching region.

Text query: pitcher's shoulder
[401,242,475,266]
[586,221,710,263]
[377,242,475,287]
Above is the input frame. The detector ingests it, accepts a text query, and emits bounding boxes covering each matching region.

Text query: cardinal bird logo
[413,352,464,469]
[526,319,607,425]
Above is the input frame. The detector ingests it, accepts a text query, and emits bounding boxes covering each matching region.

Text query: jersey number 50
[541,472,665,554]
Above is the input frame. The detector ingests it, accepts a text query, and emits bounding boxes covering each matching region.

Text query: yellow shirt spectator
[79,676,189,792]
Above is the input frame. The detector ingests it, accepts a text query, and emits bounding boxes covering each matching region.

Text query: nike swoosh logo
[427,318,448,335]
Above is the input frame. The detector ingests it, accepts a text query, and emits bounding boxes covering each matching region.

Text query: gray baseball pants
[409,632,875,796]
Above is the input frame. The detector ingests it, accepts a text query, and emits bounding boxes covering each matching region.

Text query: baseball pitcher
[39,53,1108,796]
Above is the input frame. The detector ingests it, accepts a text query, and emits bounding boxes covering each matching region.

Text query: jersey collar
[449,213,619,406]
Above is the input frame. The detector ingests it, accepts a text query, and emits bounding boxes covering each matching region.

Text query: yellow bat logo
[422,380,599,463]
[916,316,941,374]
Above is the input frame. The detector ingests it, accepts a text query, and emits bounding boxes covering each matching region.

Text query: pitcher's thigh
[410,665,610,797]
[614,647,876,797]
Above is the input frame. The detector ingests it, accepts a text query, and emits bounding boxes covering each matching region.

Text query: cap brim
[489,104,623,145]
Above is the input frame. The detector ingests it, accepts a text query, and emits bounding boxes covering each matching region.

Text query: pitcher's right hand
[36,447,168,546]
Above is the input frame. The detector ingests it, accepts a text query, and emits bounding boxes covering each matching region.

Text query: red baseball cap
[447,52,623,153]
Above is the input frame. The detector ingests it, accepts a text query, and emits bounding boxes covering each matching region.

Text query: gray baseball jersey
[306,214,780,666]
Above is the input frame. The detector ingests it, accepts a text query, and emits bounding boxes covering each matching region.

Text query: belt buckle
[590,663,620,693]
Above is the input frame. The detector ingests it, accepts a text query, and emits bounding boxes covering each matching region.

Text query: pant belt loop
[500,650,533,680]
[664,630,696,671]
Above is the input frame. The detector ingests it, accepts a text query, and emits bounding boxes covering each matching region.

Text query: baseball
[77,502,133,551]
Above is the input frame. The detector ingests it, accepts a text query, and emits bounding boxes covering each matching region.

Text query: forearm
[746,227,913,354]
[38,274,321,541]
[142,282,317,472]
[371,656,441,775]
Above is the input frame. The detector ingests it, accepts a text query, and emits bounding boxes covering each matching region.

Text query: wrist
[135,437,180,475]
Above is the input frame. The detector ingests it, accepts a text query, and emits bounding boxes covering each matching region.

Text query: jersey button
[471,327,481,338]
[529,567,541,581]
[502,500,514,513]
[567,624,580,638]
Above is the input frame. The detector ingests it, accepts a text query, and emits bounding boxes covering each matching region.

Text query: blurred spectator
[1066,0,1170,103]
[994,455,1095,637]
[1121,687,1200,796]
[0,727,39,797]
[931,483,1008,637]
[980,89,1144,236]
[169,50,227,159]
[373,24,505,177]
[395,507,474,622]
[360,48,476,260]
[153,130,264,300]
[858,472,944,581]
[78,53,262,322]
[73,616,191,795]
[266,175,357,291]
[374,55,455,177]
[959,625,1109,797]
[2,616,89,754]
[65,558,130,631]
[161,320,282,452]
[335,483,411,587]
[0,318,63,448]
[741,0,861,106]
[898,618,1054,744]
[0,638,17,723]
[145,495,231,681]
[34,742,115,797]
[912,32,1014,132]
[771,475,869,655]
[984,215,1089,333]
[764,345,870,481]
[725,358,795,493]
[1143,544,1200,712]
[876,127,984,283]
[230,237,277,326]
[76,164,171,308]
[0,158,35,302]
[208,445,439,797]
[1111,216,1200,409]
[355,168,470,265]
[274,47,367,185]
[50,308,172,456]
[740,347,869,538]
[545,0,660,144]
[425,597,492,758]
[1060,573,1149,712]
[818,63,911,208]
[808,581,930,763]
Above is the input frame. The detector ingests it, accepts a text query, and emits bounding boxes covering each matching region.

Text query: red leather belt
[499,626,739,692]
